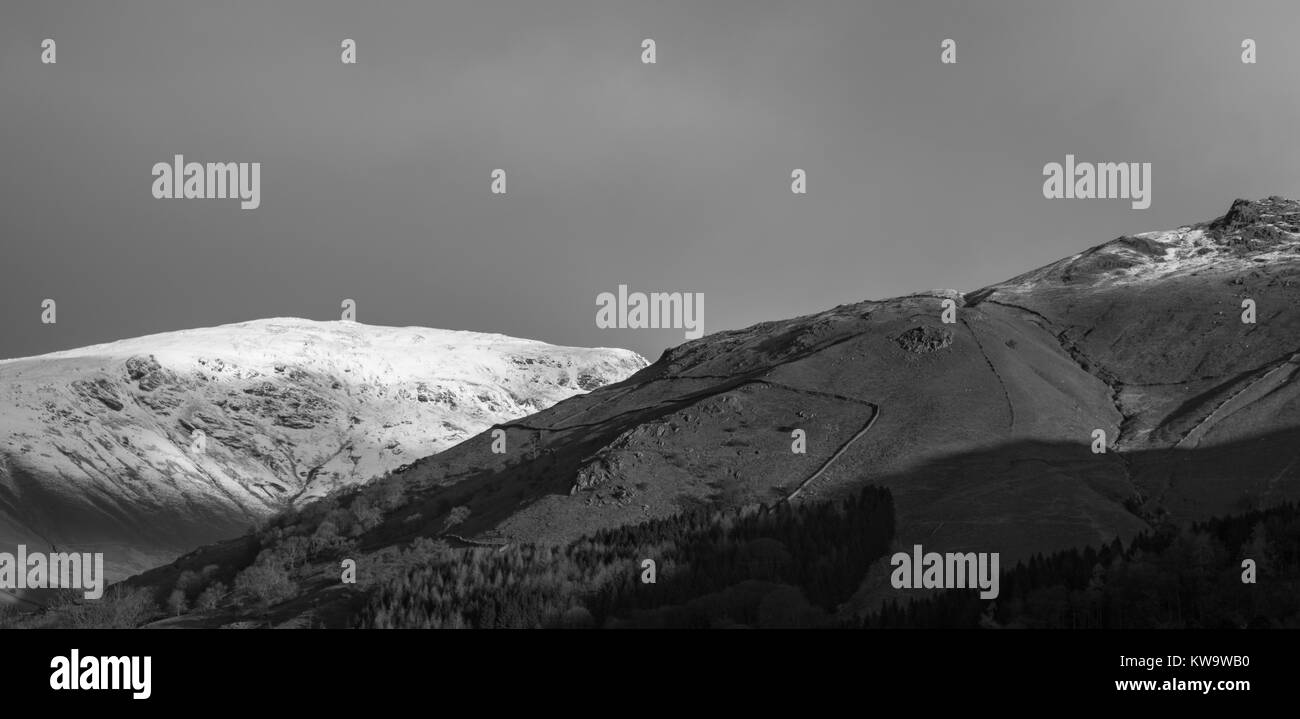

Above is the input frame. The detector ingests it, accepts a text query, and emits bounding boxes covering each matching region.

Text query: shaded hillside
[75,423,1296,629]
[357,485,894,629]
[861,500,1300,629]
[13,448,1297,629]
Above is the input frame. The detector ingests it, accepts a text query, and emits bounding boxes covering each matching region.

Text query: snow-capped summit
[989,196,1300,295]
[0,318,647,581]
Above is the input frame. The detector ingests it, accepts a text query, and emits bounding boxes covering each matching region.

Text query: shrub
[407,536,451,561]
[233,564,296,608]
[193,579,227,608]
[166,589,189,616]
[195,581,227,611]
[442,505,471,532]
[175,569,203,597]
[350,497,382,535]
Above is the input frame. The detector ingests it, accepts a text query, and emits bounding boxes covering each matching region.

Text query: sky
[2,0,1298,362]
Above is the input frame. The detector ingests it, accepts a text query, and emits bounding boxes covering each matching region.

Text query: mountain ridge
[0,317,647,583]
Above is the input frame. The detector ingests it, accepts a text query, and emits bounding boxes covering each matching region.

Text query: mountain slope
[118,197,1300,627]
[372,197,1300,568]
[972,196,1300,519]
[0,318,646,580]
[372,292,1138,562]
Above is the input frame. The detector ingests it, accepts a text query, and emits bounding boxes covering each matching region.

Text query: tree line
[355,485,895,628]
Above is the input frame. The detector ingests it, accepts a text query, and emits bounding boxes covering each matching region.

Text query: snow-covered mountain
[0,318,646,580]
[991,196,1300,293]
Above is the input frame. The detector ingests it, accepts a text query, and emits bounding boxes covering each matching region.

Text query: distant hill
[0,318,646,584]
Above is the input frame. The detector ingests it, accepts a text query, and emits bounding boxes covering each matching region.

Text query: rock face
[350,198,1300,580]
[893,326,953,354]
[0,318,646,580]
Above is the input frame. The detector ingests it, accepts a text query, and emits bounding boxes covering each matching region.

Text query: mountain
[0,318,647,581]
[969,197,1300,518]
[91,197,1300,627]
[354,199,1300,578]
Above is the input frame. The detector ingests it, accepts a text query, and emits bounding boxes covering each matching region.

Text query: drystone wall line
[785,404,880,501]
[500,373,883,505]
[1175,352,1300,449]
[959,316,1016,431]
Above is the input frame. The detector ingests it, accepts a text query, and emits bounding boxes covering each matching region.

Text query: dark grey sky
[3,0,1298,362]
